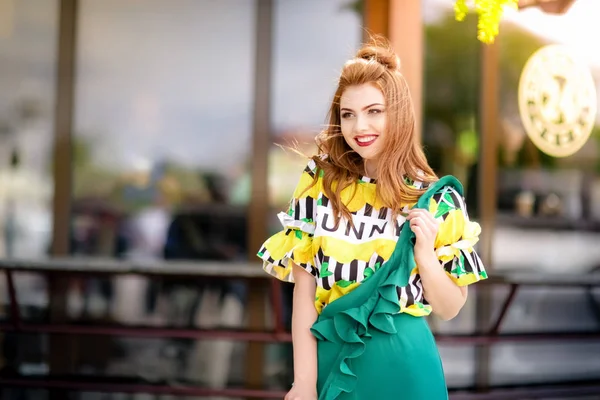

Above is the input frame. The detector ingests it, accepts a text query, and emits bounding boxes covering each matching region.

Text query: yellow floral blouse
[258,160,487,316]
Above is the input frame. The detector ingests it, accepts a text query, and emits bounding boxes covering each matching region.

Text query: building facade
[0,0,599,397]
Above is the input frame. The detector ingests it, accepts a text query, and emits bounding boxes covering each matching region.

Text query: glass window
[268,0,362,213]
[492,0,600,386]
[0,0,57,259]
[66,0,257,385]
[422,0,481,215]
[438,344,476,388]
[0,0,58,378]
[495,0,600,274]
[73,0,255,261]
[490,341,600,386]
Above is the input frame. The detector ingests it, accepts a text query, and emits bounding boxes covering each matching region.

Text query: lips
[355,135,378,147]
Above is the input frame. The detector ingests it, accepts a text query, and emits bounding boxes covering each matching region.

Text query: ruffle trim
[310,240,412,399]
[277,211,315,235]
[259,229,315,282]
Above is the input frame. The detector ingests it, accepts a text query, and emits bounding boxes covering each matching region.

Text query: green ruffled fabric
[310,176,463,399]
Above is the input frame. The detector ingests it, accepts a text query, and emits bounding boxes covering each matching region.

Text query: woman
[258,38,487,400]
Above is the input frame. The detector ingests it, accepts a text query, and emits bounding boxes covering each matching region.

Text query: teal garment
[311,176,463,400]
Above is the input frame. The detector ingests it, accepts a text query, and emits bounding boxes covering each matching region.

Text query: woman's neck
[364,159,378,179]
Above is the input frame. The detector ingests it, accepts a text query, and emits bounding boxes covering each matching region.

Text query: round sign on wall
[518,44,597,158]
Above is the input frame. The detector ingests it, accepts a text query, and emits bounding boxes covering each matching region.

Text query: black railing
[0,258,599,398]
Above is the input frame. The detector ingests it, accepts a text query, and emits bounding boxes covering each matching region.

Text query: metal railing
[0,258,599,398]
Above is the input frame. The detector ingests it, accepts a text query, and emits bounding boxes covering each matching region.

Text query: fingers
[407,208,438,223]
[410,224,424,236]
[410,216,436,232]
[407,209,439,235]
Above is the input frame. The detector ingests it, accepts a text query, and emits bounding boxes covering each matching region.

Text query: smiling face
[339,83,387,170]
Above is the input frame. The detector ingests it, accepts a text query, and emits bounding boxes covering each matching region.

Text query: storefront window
[73,0,255,261]
[0,0,57,260]
[491,0,600,385]
[68,0,256,386]
[0,0,58,381]
[268,0,362,213]
[422,1,482,214]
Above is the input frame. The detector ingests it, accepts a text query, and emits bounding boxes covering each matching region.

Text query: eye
[341,112,354,119]
[368,108,383,114]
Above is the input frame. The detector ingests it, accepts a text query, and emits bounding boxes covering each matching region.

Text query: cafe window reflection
[495,0,600,273]
[0,0,57,260]
[268,0,362,214]
[0,0,57,385]
[65,0,256,386]
[73,0,255,264]
[422,1,481,215]
[0,0,56,325]
[490,0,600,386]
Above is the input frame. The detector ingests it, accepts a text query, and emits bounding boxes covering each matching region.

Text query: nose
[355,114,369,133]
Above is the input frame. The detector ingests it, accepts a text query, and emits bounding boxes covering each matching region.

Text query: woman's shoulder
[302,154,329,179]
[404,174,427,190]
[291,156,326,199]
[304,157,319,176]
[404,168,441,191]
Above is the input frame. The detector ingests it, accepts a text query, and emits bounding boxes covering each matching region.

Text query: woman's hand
[284,383,317,400]
[406,208,440,262]
[406,208,468,320]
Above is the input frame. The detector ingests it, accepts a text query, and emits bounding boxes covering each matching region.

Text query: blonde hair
[310,36,437,225]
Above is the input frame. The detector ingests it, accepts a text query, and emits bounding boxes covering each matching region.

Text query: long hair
[309,36,437,225]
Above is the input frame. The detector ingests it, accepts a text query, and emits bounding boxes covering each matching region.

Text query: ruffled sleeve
[429,186,488,286]
[257,160,321,282]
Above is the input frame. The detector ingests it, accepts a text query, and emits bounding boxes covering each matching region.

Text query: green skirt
[310,176,461,400]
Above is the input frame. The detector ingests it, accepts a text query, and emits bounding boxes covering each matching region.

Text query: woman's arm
[289,263,319,393]
[414,250,467,320]
[407,209,468,321]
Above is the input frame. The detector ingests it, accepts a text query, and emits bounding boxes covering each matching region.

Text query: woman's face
[339,83,387,165]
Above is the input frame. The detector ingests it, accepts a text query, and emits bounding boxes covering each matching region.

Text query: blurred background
[0,0,599,399]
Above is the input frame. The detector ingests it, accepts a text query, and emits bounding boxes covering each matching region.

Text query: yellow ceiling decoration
[454,0,519,44]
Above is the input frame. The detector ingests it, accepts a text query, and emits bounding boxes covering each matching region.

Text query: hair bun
[356,43,400,71]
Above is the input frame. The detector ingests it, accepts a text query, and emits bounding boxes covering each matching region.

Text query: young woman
[258,38,487,400]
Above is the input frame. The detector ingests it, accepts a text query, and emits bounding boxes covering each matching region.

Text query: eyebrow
[340,103,384,112]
